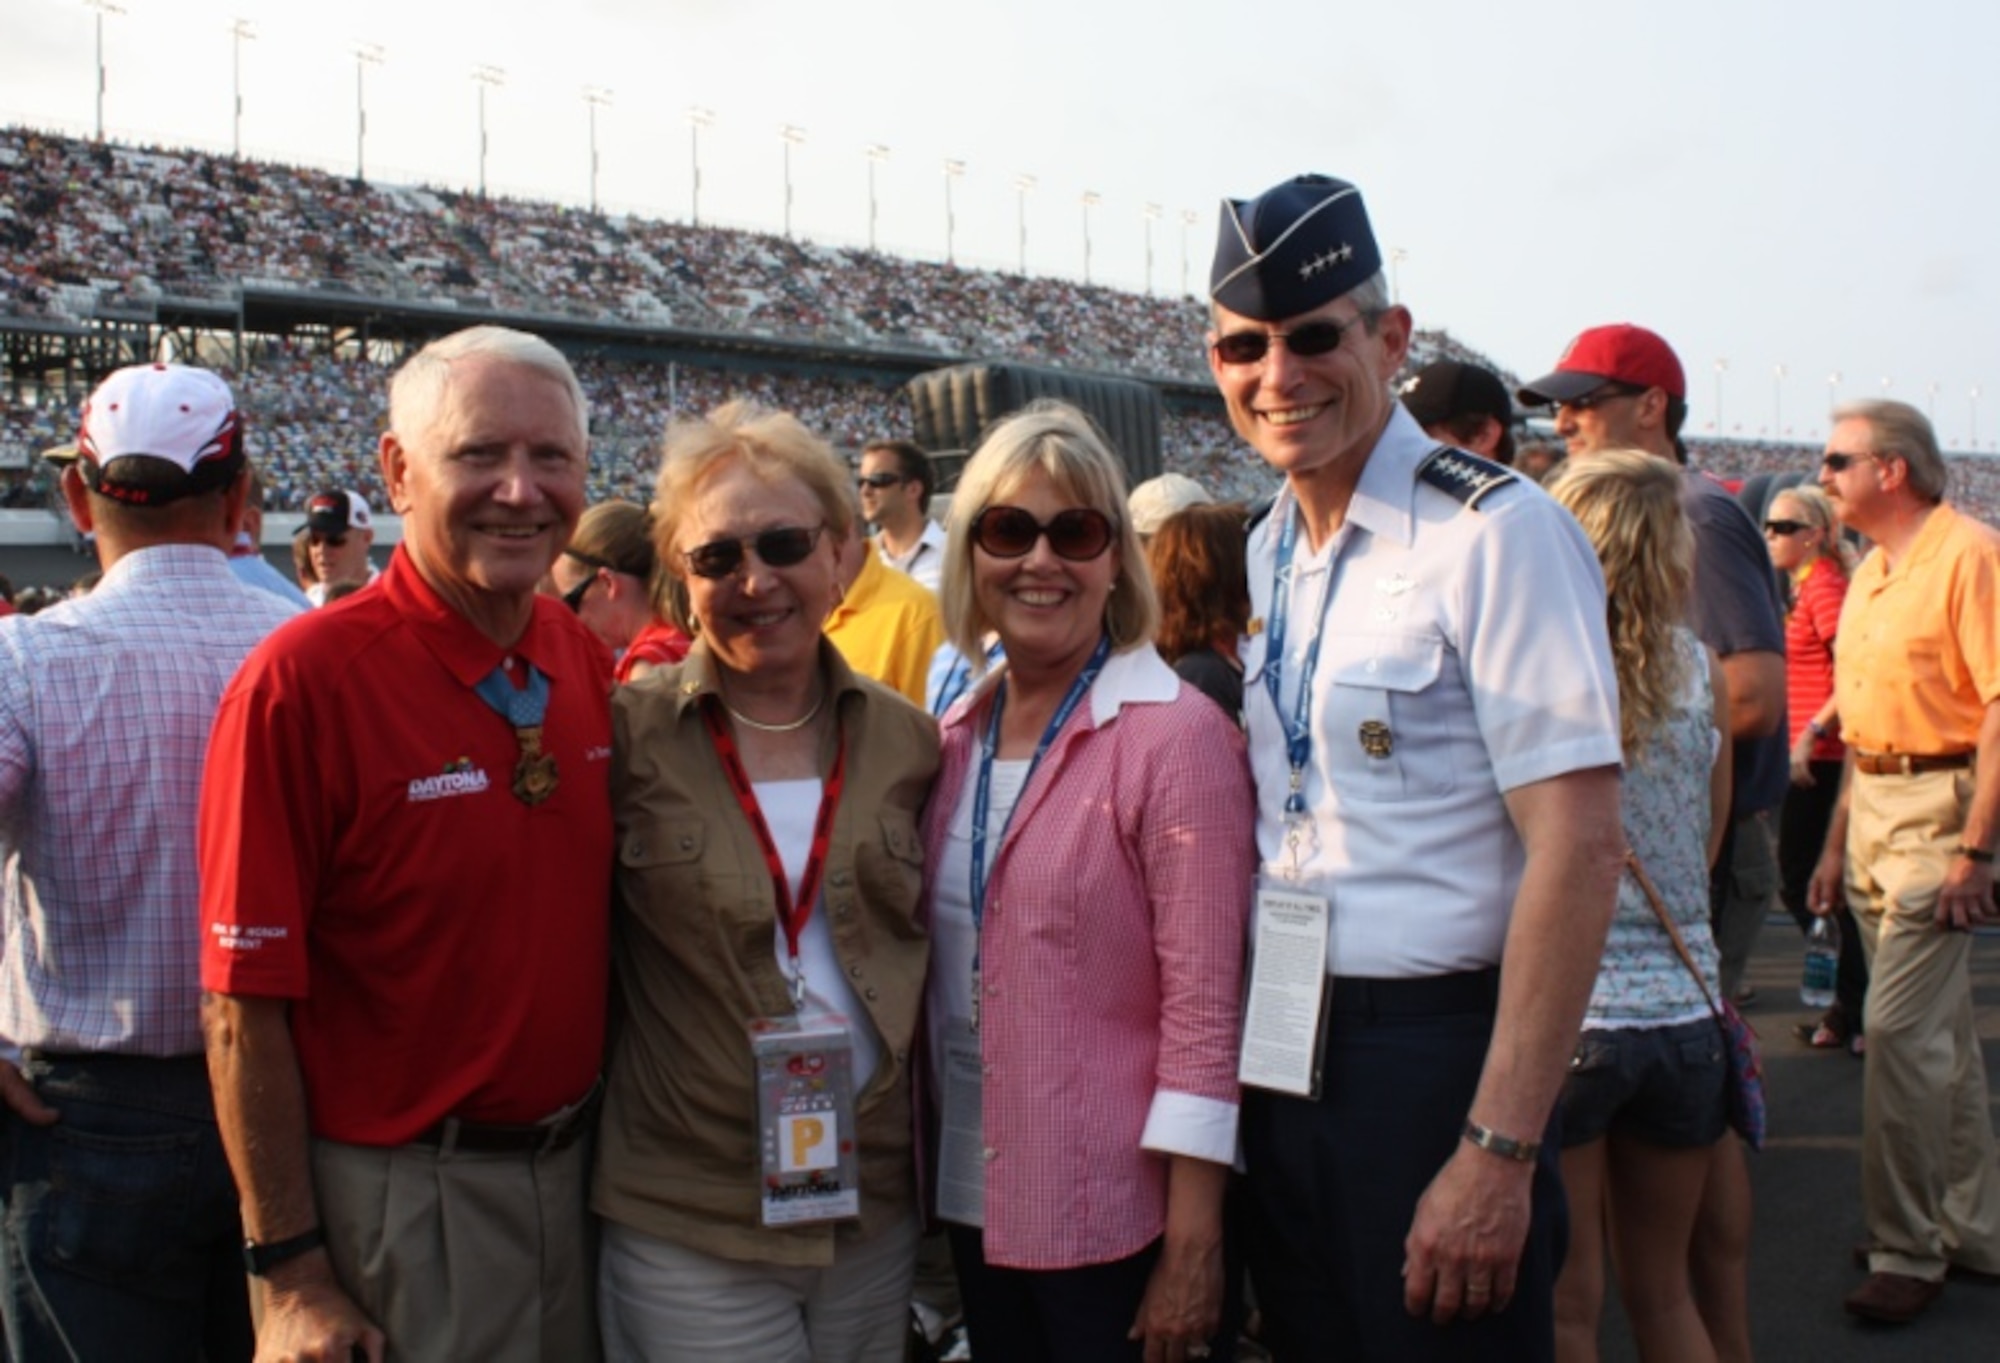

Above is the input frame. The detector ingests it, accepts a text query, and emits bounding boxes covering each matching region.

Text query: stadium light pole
[1713,357,1728,433]
[85,1,126,144]
[865,144,889,253]
[1927,379,1940,421]
[1972,385,1982,450]
[687,107,714,226]
[779,124,807,239]
[583,86,613,214]
[1181,209,1198,298]
[471,65,505,198]
[1388,246,1408,305]
[1143,203,1162,296]
[230,18,255,159]
[352,42,385,182]
[943,158,966,265]
[1772,363,1785,437]
[1014,174,1035,275]
[1080,191,1101,286]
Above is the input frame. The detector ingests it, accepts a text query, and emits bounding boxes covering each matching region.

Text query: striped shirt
[1785,555,1848,760]
[921,644,1255,1269]
[0,545,298,1057]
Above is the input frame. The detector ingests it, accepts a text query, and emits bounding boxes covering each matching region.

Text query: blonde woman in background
[1548,451,1734,1363]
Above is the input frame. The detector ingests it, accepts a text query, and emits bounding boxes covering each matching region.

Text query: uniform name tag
[1239,876,1331,1098]
[752,1016,861,1226]
[935,1020,986,1227]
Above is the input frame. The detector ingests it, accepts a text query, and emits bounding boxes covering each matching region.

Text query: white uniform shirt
[1242,406,1621,978]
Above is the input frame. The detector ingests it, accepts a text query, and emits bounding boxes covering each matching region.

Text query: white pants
[599,1213,919,1363]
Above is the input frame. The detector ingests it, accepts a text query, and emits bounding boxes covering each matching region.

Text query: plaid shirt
[0,545,298,1057]
[922,644,1255,1269]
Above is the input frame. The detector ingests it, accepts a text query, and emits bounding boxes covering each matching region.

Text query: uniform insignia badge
[1359,720,1393,759]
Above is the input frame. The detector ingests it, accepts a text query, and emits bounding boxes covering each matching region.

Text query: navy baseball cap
[1210,174,1383,322]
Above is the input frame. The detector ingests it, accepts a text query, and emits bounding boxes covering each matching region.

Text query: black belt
[1853,750,1973,776]
[1325,967,1499,1018]
[412,1081,601,1156]
[21,1049,207,1069]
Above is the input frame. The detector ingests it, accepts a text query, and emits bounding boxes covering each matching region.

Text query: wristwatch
[242,1225,325,1277]
[1461,1120,1541,1163]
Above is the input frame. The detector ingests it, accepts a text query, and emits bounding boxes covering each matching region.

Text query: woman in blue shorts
[1547,451,1733,1363]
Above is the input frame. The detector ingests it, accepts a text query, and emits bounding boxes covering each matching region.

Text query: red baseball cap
[1516,324,1686,406]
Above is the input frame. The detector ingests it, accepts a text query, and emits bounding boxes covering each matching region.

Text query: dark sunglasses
[1820,451,1879,473]
[856,472,906,490]
[1762,519,1810,537]
[682,524,824,580]
[1557,384,1647,412]
[308,532,348,548]
[559,550,611,612]
[971,506,1115,562]
[1210,315,1365,366]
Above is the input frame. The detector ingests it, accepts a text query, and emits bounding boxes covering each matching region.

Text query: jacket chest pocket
[1322,634,1459,803]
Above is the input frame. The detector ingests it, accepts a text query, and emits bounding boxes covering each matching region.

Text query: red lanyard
[700,698,848,1000]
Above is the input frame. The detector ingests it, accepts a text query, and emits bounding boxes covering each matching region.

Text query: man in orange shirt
[1809,398,2000,1324]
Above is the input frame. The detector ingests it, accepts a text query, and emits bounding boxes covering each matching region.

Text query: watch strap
[1462,1119,1541,1163]
[242,1225,325,1277]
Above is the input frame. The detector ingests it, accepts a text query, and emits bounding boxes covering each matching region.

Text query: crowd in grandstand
[6,123,2000,524]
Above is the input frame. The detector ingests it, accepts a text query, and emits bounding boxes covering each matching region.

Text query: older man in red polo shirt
[199,326,613,1362]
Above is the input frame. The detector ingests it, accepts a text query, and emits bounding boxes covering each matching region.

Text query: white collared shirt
[876,520,946,594]
[1242,406,1622,977]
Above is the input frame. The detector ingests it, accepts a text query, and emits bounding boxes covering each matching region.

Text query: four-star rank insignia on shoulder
[1416,446,1517,511]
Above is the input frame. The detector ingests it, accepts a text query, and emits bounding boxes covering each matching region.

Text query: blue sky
[6,0,1995,449]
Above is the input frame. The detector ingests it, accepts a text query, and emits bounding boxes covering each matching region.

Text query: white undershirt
[755,779,884,1086]
[926,757,1030,1092]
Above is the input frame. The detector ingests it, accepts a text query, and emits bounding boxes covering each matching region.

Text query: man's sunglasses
[1210,315,1366,367]
[1557,384,1647,413]
[971,506,1115,562]
[308,532,347,548]
[856,472,907,490]
[1762,520,1809,538]
[682,525,824,580]
[1820,451,1880,473]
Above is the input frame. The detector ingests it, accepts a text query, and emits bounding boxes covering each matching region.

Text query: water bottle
[1801,915,1839,1009]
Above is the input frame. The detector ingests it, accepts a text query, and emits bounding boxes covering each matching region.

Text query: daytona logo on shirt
[407,759,492,803]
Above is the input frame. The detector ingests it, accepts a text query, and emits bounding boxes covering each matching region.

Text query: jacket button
[864,987,878,1001]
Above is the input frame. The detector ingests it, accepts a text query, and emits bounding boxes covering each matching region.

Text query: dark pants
[1778,760,1869,1029]
[1243,971,1567,1363]
[0,1052,251,1363]
[948,1225,1159,1363]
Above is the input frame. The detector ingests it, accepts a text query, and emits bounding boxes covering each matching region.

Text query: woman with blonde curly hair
[1547,450,1734,1363]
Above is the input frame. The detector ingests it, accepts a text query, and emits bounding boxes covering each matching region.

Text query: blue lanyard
[967,634,1111,938]
[1261,495,1330,816]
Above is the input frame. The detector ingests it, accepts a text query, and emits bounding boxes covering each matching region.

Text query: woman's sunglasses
[681,525,824,580]
[1762,520,1810,538]
[971,506,1115,562]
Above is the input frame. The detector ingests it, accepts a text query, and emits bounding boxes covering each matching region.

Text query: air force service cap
[1210,174,1382,322]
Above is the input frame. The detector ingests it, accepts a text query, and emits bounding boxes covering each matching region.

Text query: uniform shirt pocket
[1321,633,1458,803]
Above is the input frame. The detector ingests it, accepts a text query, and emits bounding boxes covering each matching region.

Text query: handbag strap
[1625,850,1725,1021]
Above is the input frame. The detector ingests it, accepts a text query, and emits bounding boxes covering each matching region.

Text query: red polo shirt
[200,548,614,1145]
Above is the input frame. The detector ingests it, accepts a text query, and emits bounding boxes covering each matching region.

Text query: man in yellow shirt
[826,515,945,708]
[1809,398,2000,1324]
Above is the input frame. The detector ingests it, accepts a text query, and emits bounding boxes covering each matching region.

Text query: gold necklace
[722,687,825,734]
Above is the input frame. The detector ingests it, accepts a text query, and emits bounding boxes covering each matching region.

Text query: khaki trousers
[1847,767,2000,1280]
[294,1135,599,1362]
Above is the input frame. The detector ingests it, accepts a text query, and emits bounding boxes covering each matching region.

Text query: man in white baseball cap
[301,487,378,605]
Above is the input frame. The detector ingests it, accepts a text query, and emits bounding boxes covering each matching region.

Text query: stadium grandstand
[7,123,2000,535]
